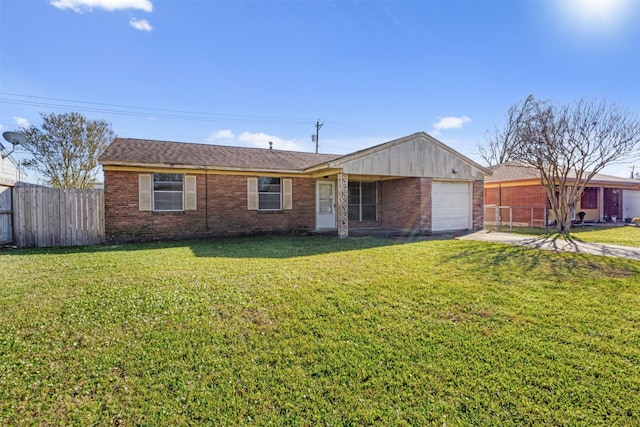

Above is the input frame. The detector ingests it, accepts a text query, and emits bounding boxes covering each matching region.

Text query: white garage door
[623,190,640,219]
[432,181,471,231]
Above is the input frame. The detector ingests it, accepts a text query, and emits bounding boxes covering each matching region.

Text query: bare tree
[511,96,640,234]
[18,112,115,188]
[478,96,532,166]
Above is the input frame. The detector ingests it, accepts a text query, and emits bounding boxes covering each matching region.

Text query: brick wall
[104,170,315,243]
[484,184,548,225]
[485,184,548,207]
[379,178,430,231]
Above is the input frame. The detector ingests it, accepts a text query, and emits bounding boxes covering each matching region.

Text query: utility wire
[1,92,399,140]
[0,92,316,125]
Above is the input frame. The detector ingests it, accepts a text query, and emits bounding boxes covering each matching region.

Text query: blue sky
[1,0,639,182]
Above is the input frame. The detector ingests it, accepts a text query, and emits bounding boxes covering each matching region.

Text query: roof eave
[100,161,305,174]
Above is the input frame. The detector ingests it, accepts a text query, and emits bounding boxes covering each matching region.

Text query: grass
[1,235,640,425]
[497,225,640,247]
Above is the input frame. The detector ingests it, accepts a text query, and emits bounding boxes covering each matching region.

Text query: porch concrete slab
[312,227,468,241]
[458,230,640,261]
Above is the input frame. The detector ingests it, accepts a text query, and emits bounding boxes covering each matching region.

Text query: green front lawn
[1,236,639,425]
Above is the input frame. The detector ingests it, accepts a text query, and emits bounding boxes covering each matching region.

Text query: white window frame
[153,173,184,212]
[257,177,282,211]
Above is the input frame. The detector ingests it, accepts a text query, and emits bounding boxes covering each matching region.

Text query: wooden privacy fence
[12,186,105,248]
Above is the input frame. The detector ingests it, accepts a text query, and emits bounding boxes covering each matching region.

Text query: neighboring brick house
[485,162,640,226]
[98,132,490,243]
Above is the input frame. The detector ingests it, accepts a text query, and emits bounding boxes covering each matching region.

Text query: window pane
[259,193,281,210]
[154,192,183,211]
[361,182,376,204]
[348,204,360,221]
[154,181,183,191]
[362,204,377,221]
[154,173,183,183]
[258,177,281,193]
[348,182,360,202]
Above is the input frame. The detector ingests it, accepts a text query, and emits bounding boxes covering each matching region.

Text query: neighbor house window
[258,177,281,210]
[581,187,598,209]
[153,173,184,211]
[348,181,377,221]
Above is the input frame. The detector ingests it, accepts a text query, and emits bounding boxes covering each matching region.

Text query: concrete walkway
[458,230,640,261]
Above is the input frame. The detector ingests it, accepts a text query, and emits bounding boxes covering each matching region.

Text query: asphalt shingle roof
[486,162,539,182]
[99,138,342,172]
[486,161,640,186]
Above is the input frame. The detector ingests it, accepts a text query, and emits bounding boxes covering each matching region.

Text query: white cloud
[206,130,235,143]
[129,18,152,31]
[433,115,471,133]
[205,129,305,151]
[50,0,153,13]
[238,132,305,151]
[13,117,30,128]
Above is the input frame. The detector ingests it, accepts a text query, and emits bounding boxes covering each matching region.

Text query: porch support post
[599,187,604,221]
[337,172,349,238]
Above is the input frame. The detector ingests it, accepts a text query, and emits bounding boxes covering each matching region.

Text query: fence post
[531,207,534,228]
[509,206,513,230]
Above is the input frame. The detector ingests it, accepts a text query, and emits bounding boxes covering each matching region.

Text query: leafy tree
[485,95,640,234]
[18,112,115,188]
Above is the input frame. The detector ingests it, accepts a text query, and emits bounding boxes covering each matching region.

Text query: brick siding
[105,170,485,242]
[484,185,548,225]
[378,177,431,231]
[104,171,315,243]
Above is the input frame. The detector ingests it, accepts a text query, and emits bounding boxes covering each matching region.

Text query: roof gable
[317,132,491,180]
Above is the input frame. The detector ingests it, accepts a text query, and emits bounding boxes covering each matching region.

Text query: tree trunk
[552,202,572,235]
[557,216,572,235]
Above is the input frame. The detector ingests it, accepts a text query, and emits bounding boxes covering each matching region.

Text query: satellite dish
[1,131,28,159]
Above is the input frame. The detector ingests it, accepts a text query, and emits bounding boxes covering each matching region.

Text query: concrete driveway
[458,230,640,261]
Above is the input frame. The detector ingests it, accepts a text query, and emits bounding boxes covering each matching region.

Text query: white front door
[316,181,336,229]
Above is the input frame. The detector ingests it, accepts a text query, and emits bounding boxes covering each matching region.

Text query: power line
[0,92,399,141]
[0,92,314,125]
